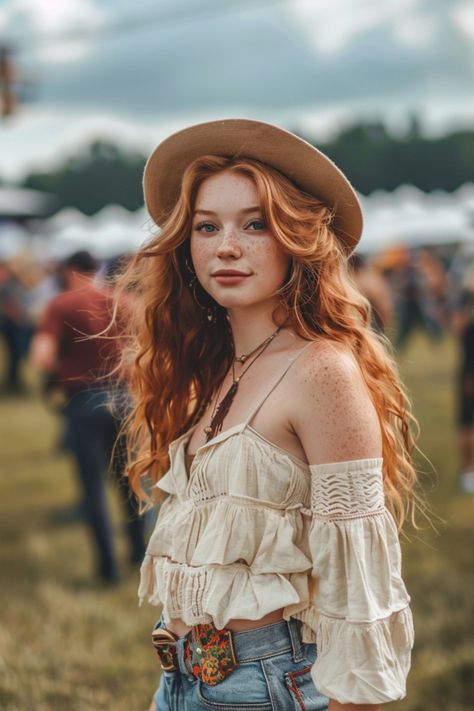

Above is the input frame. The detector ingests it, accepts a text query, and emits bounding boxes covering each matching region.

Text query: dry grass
[0,330,473,710]
[0,391,159,710]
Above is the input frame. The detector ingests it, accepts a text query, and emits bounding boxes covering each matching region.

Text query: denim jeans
[153,618,328,710]
[63,388,146,580]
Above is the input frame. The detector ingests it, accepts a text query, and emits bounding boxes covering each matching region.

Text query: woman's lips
[212,271,250,286]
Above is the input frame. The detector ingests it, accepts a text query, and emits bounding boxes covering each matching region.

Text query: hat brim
[143,118,362,253]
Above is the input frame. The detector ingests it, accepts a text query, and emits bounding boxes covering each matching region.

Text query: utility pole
[0,46,16,118]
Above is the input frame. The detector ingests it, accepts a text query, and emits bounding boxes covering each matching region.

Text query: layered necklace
[204,326,282,442]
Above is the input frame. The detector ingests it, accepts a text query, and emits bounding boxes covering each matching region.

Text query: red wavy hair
[115,156,421,528]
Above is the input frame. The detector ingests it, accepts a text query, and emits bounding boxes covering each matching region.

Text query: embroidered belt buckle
[151,627,180,672]
[184,623,238,686]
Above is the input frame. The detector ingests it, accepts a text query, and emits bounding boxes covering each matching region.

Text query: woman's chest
[186,366,307,463]
[170,429,310,509]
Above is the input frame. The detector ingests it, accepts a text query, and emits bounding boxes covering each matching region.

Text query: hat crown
[143,118,362,252]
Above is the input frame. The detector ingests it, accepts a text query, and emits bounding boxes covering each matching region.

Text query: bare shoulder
[289,339,382,465]
[297,337,358,378]
[289,338,363,398]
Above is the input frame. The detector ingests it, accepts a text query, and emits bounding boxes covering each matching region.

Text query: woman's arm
[289,341,412,707]
[290,340,382,467]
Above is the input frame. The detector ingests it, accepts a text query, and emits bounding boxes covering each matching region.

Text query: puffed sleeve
[308,457,414,705]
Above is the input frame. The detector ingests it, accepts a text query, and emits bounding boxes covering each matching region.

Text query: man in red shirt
[31,251,145,583]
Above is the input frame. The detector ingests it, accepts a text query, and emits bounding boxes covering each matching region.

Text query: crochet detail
[310,459,385,520]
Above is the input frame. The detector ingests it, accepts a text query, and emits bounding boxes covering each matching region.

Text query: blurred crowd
[3,244,467,396]
[0,250,148,585]
[350,245,474,494]
[1,242,473,583]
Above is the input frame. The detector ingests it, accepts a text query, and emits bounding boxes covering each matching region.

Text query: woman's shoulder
[288,338,382,463]
[293,337,362,389]
[286,337,370,419]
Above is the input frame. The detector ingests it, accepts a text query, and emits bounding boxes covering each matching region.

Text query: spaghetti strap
[244,340,316,427]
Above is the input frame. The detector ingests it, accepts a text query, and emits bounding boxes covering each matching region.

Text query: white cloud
[393,13,438,48]
[3,95,474,182]
[288,0,424,55]
[15,0,103,33]
[452,0,474,41]
[0,106,185,180]
[0,0,106,62]
[0,0,472,179]
[0,2,15,31]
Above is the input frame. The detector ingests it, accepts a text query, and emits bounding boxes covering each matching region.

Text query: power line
[5,0,290,54]
[0,47,15,118]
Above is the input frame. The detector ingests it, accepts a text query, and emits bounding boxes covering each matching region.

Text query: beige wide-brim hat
[143,118,362,253]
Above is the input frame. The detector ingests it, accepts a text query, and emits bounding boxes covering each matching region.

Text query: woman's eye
[246,220,265,231]
[195,222,217,233]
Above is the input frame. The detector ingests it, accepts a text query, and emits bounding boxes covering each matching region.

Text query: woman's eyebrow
[194,207,261,216]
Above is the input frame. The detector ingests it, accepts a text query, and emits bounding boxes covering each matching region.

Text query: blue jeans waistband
[229,619,305,663]
[159,617,306,666]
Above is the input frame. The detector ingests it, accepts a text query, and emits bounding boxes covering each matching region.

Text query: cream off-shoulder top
[138,342,414,705]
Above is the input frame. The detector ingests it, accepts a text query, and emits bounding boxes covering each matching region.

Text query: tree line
[13,119,474,216]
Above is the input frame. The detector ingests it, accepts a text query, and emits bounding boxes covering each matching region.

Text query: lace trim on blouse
[310,457,385,519]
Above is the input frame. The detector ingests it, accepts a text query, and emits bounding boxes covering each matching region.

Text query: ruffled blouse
[138,350,414,705]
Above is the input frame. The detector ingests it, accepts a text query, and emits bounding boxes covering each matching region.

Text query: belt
[152,622,237,686]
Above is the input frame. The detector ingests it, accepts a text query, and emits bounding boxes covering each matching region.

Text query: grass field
[0,331,473,710]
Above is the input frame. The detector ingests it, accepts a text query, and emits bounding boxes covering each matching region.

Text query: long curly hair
[115,155,421,528]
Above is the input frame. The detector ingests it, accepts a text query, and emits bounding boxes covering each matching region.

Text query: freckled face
[190,171,290,310]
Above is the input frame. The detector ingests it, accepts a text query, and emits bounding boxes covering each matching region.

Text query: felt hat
[143,118,362,252]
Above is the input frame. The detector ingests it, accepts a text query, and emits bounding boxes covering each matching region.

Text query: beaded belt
[152,622,238,686]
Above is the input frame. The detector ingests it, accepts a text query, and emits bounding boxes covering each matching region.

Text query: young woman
[118,120,417,710]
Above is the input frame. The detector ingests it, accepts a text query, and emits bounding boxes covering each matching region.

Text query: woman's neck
[226,302,284,356]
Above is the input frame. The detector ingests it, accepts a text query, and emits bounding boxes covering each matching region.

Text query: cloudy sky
[1,0,473,179]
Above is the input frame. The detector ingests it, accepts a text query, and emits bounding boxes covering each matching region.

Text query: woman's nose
[216,230,242,258]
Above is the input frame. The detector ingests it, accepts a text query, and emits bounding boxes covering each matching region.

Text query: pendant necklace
[204,326,282,442]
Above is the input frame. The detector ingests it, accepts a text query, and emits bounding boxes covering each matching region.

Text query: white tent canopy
[40,206,154,259]
[47,207,88,232]
[0,187,57,219]
[9,183,473,260]
[359,183,474,252]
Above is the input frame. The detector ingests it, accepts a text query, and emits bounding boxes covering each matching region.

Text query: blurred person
[415,247,448,329]
[25,259,60,325]
[0,258,35,394]
[451,261,474,493]
[30,250,146,583]
[118,120,418,710]
[0,255,60,395]
[388,247,444,351]
[348,252,394,333]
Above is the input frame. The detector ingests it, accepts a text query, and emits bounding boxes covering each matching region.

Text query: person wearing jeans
[31,250,146,583]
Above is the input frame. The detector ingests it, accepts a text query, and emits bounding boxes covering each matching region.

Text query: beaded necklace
[204,326,281,442]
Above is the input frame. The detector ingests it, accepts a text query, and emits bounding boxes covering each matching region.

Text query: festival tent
[0,187,58,258]
[359,184,474,253]
[47,207,88,232]
[41,206,153,259]
[0,187,57,221]
[5,183,472,260]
